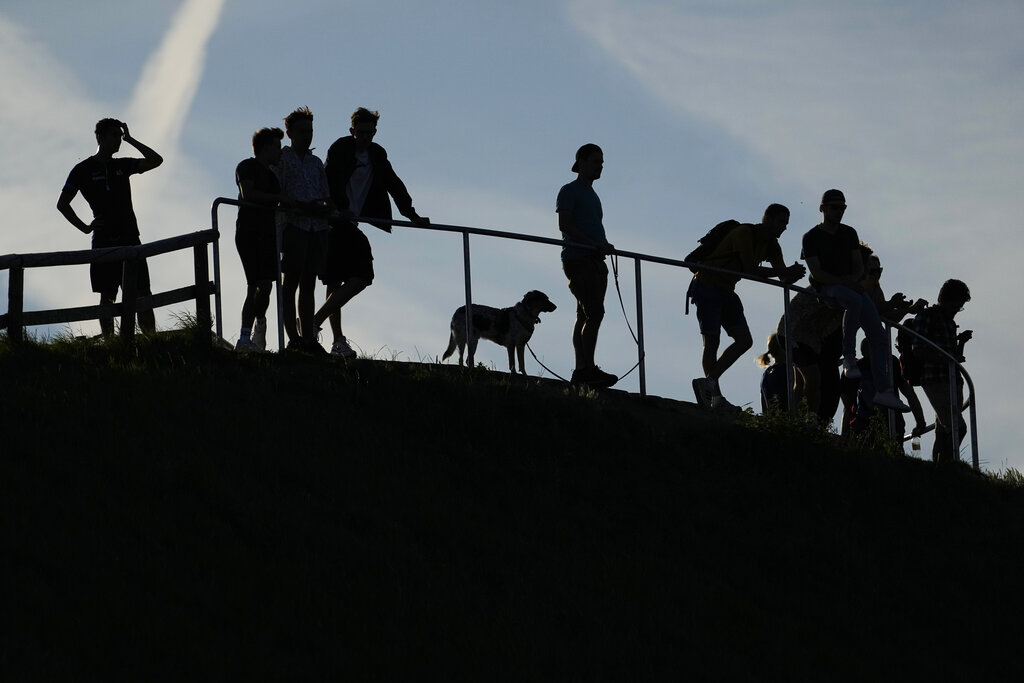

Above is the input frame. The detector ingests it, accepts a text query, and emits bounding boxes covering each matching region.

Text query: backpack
[684,219,742,273]
[896,314,924,386]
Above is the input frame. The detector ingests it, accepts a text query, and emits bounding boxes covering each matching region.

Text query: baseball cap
[821,189,846,205]
[571,143,602,172]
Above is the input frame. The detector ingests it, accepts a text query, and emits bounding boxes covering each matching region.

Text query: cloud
[0,2,227,328]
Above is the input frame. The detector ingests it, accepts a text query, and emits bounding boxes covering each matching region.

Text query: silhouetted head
[350,108,380,152]
[938,279,971,313]
[572,143,603,181]
[756,332,783,368]
[252,127,284,165]
[284,107,314,152]
[819,188,847,225]
[762,203,790,238]
[94,118,124,155]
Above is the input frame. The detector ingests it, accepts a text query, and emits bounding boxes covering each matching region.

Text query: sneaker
[571,366,617,389]
[874,390,911,413]
[302,338,327,355]
[591,366,618,388]
[710,394,741,411]
[842,358,861,380]
[331,337,357,358]
[252,318,267,351]
[692,377,719,408]
[235,337,256,351]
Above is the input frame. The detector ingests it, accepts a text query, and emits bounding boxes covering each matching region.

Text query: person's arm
[120,122,162,173]
[56,187,92,234]
[379,150,428,228]
[558,211,614,254]
[757,245,805,284]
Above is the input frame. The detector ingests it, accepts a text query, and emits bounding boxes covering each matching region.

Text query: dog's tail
[441,330,457,361]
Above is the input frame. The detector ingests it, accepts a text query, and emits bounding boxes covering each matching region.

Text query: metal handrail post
[783,288,795,416]
[949,360,961,463]
[965,371,979,469]
[211,231,223,339]
[634,257,646,397]
[886,322,896,437]
[462,231,473,363]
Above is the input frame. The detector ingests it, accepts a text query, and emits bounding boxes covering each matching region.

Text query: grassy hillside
[3,330,1023,681]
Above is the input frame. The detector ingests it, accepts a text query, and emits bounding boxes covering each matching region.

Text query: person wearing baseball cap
[801,189,910,413]
[556,143,617,388]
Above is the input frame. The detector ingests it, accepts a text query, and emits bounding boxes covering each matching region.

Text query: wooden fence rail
[1,229,220,342]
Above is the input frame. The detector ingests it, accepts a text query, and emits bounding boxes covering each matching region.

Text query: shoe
[692,377,719,408]
[842,358,861,380]
[331,337,357,358]
[874,390,911,413]
[571,366,617,389]
[592,366,618,388]
[302,338,327,355]
[252,318,267,351]
[235,337,256,351]
[711,394,741,411]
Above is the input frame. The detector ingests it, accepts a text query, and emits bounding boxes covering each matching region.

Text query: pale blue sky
[2,1,1021,472]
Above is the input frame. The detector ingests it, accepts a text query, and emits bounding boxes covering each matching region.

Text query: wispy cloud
[0,1,227,324]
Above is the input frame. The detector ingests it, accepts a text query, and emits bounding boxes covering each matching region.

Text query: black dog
[442,290,557,374]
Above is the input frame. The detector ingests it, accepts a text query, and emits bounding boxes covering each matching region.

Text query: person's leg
[921,382,957,463]
[701,332,721,378]
[708,294,752,380]
[315,278,369,334]
[99,291,116,337]
[297,272,317,344]
[134,259,156,334]
[859,295,894,392]
[819,284,862,361]
[564,259,606,373]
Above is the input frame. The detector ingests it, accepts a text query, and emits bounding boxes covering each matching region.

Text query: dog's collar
[513,303,540,327]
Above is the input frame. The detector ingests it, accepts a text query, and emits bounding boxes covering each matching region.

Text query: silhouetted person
[860,245,927,324]
[756,333,788,413]
[234,127,288,351]
[314,108,429,357]
[557,144,617,388]
[842,337,927,440]
[56,119,163,336]
[689,204,805,409]
[277,107,333,352]
[801,189,908,412]
[911,279,973,463]
[772,291,844,421]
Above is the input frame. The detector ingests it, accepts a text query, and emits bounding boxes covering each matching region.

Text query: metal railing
[220,198,981,469]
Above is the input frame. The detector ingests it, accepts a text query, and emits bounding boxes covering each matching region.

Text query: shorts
[562,257,607,321]
[90,232,151,296]
[320,222,375,285]
[281,225,328,278]
[235,226,278,284]
[689,279,747,337]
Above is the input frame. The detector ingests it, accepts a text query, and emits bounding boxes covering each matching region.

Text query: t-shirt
[277,146,330,232]
[694,223,783,291]
[556,179,605,261]
[347,149,373,215]
[801,223,860,288]
[62,156,143,241]
[235,158,281,234]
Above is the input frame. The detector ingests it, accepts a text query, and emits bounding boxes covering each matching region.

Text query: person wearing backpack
[801,189,910,413]
[688,203,805,409]
[911,279,973,463]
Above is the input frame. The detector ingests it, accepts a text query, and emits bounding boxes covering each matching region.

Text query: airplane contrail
[127,0,227,158]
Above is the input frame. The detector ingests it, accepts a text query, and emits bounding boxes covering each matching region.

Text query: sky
[2,0,1022,472]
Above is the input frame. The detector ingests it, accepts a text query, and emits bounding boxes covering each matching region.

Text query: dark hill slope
[2,335,1023,680]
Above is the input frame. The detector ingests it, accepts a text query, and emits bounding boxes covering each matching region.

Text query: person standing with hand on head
[57,118,163,337]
